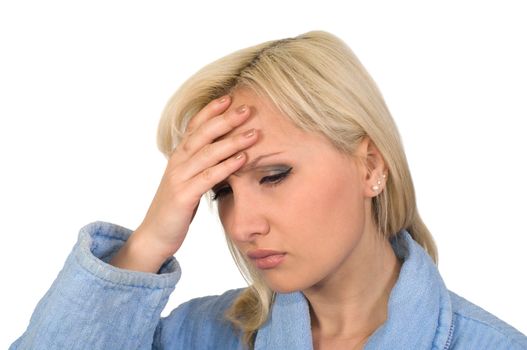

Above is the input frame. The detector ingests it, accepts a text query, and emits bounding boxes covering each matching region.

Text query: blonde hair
[156,30,438,349]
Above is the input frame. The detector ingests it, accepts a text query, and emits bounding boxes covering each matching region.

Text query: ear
[355,136,388,198]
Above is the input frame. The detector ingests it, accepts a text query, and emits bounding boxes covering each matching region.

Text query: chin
[262,275,315,294]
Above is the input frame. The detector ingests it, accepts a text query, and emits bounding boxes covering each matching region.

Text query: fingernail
[236,104,247,114]
[243,129,255,138]
[219,95,229,104]
[234,152,244,160]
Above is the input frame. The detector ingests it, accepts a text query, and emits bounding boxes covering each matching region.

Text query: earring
[372,174,387,193]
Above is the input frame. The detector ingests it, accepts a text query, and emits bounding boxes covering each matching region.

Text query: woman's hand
[110,95,258,272]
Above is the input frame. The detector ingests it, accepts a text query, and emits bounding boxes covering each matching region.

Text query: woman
[11,31,527,350]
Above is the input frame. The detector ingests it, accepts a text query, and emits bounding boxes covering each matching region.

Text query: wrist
[109,229,171,273]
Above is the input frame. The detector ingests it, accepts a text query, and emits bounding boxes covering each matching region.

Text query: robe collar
[254,230,454,350]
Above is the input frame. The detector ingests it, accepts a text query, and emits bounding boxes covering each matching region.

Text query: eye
[259,167,292,185]
[211,186,232,201]
[212,167,293,201]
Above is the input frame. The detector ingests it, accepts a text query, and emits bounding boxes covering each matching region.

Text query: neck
[302,224,402,342]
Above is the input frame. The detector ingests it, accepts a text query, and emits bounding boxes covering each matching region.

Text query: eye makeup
[211,166,293,201]
[259,166,292,185]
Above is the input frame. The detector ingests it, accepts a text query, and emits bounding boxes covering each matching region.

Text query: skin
[214,87,402,349]
[111,85,402,349]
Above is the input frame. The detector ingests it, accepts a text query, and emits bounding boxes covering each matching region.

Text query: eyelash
[212,167,293,201]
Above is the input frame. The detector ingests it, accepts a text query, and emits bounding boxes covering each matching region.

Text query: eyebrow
[232,151,284,176]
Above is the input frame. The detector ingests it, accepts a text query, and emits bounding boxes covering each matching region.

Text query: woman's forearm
[109,228,173,274]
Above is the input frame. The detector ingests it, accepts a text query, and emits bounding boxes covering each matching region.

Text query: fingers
[178,126,258,181]
[178,103,251,162]
[185,95,231,133]
[184,149,249,201]
[166,93,258,203]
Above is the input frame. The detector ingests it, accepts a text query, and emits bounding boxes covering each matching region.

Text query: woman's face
[214,87,375,293]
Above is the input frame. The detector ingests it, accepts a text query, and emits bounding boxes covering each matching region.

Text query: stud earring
[372,174,387,193]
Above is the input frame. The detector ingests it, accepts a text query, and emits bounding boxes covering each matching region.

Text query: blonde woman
[11,31,527,350]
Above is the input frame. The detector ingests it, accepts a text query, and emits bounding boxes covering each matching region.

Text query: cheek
[309,165,362,212]
[262,173,366,292]
[290,169,365,252]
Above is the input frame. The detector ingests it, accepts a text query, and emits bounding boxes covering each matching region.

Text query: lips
[246,249,286,269]
[247,249,285,259]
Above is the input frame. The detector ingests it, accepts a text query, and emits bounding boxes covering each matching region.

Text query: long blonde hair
[156,30,438,349]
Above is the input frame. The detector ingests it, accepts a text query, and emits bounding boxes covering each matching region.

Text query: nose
[224,193,270,244]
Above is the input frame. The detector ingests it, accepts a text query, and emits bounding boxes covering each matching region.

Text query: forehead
[214,87,341,171]
[218,87,303,143]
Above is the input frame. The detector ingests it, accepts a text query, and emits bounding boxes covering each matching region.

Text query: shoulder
[448,290,527,349]
[174,287,244,323]
[154,287,246,349]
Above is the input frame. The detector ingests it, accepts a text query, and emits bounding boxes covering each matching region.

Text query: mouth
[247,249,286,269]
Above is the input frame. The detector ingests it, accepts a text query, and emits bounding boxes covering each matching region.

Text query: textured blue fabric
[10,221,527,349]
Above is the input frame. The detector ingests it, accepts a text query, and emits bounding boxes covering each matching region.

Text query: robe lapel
[254,292,313,350]
[364,231,454,349]
[253,230,454,350]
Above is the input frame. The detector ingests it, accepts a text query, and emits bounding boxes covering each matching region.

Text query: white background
[1,1,526,347]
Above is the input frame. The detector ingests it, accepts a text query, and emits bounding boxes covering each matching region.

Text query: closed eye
[259,167,293,185]
[212,167,293,201]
